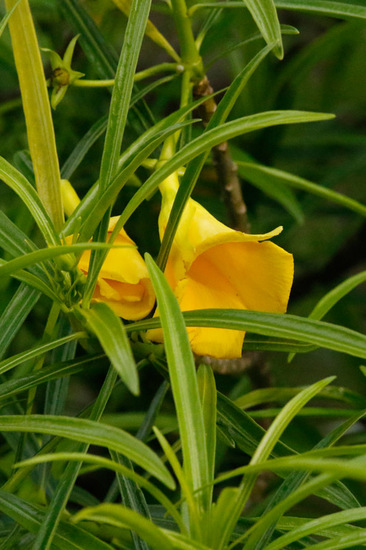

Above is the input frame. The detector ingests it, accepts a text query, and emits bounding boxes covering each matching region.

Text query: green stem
[5,0,64,231]
[73,62,182,88]
[170,0,204,79]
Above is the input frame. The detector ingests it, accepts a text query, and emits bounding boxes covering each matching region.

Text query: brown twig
[194,75,250,233]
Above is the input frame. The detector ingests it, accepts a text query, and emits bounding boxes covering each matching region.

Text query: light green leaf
[265,507,366,550]
[0,354,103,404]
[61,115,108,180]
[129,309,366,360]
[145,254,210,519]
[15,451,182,530]
[218,455,366,484]
[0,0,20,38]
[221,377,334,550]
[115,110,334,237]
[0,489,113,550]
[309,271,366,321]
[235,155,304,223]
[0,331,86,377]
[237,161,366,217]
[77,302,139,395]
[157,42,276,270]
[0,156,60,246]
[244,0,283,59]
[190,1,366,21]
[74,503,173,550]
[0,258,59,301]
[0,242,119,279]
[0,415,174,488]
[289,270,366,361]
[98,0,151,193]
[275,0,366,20]
[197,364,217,506]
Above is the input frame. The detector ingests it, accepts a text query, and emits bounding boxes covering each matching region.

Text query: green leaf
[235,385,365,409]
[218,454,366,483]
[207,487,241,549]
[236,161,366,217]
[247,411,365,550]
[0,489,113,550]
[220,378,334,550]
[153,426,199,524]
[191,1,366,21]
[129,309,366,360]
[145,254,210,518]
[0,284,40,361]
[231,462,365,548]
[74,503,173,550]
[15,451,182,530]
[309,270,366,321]
[115,110,334,238]
[0,0,20,39]
[265,507,366,550]
[275,0,366,20]
[78,120,194,244]
[0,415,174,488]
[0,242,119,280]
[0,354,103,406]
[235,154,304,223]
[289,270,366,362]
[98,0,152,193]
[109,451,156,550]
[244,0,283,59]
[157,42,276,271]
[76,302,139,395]
[0,260,58,300]
[31,368,118,550]
[0,331,86,377]
[197,364,217,507]
[0,157,60,246]
[61,115,108,180]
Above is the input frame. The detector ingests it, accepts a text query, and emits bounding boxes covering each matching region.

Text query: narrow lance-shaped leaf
[275,0,366,21]
[157,42,276,271]
[15,451,183,530]
[237,161,366,218]
[76,302,139,395]
[74,504,174,550]
[0,242,122,280]
[145,254,210,518]
[0,157,60,246]
[98,0,152,193]
[128,309,366,360]
[265,507,366,550]
[215,377,335,550]
[111,0,179,61]
[197,364,217,508]
[243,0,283,59]
[0,415,174,488]
[5,0,64,229]
[0,489,113,550]
[113,110,334,238]
[0,0,20,38]
[289,270,366,362]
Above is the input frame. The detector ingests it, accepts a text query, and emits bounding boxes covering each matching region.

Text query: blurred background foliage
[0,0,366,518]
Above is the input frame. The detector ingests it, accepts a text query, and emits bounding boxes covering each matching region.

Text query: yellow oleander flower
[61,181,155,321]
[147,174,294,358]
[77,217,155,321]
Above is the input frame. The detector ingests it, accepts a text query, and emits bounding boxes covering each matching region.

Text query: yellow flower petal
[75,217,155,321]
[148,177,294,358]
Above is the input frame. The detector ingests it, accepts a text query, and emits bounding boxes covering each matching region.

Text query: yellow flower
[147,174,294,358]
[61,181,155,321]
[77,217,155,321]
